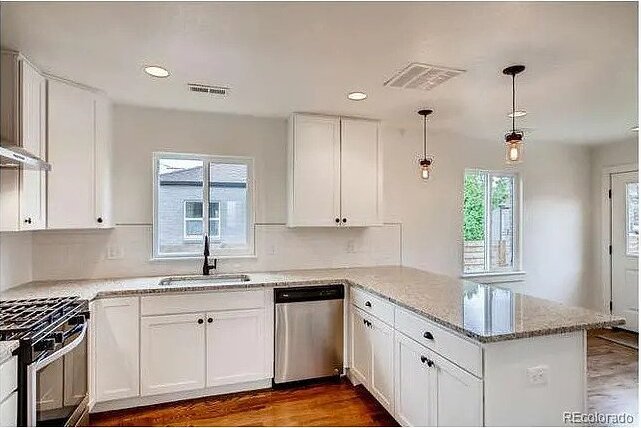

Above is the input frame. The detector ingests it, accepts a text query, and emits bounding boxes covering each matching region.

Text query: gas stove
[0,297,90,426]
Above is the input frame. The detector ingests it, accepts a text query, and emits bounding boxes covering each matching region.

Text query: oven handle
[33,321,87,372]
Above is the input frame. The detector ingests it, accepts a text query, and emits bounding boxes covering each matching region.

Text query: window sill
[150,254,257,262]
[460,271,526,284]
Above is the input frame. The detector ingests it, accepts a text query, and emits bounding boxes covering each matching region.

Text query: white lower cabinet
[394,331,482,427]
[206,309,267,387]
[0,392,17,427]
[94,297,140,402]
[141,313,206,396]
[350,305,394,413]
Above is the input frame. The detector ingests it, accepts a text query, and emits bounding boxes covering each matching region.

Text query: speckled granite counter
[0,266,623,343]
[0,340,19,362]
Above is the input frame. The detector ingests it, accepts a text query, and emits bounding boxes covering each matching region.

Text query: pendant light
[502,65,525,164]
[418,109,434,180]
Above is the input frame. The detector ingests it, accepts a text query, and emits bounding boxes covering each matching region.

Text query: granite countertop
[0,266,624,343]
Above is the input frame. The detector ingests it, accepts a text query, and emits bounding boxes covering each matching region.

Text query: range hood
[0,144,51,171]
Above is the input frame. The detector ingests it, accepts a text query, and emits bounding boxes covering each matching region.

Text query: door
[141,313,206,396]
[19,59,46,230]
[369,317,394,412]
[206,309,266,387]
[47,79,96,229]
[340,118,381,227]
[289,114,341,226]
[94,297,140,402]
[350,306,371,385]
[433,353,483,427]
[394,333,436,427]
[612,170,639,332]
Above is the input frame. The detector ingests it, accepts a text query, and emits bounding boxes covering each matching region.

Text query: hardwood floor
[587,328,638,423]
[91,329,638,427]
[90,378,398,427]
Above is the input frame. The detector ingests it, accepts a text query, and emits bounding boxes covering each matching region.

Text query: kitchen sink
[158,274,251,286]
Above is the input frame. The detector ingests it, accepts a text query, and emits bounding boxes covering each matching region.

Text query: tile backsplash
[28,223,401,281]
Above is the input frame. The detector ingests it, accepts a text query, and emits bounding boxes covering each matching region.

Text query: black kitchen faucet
[202,234,217,275]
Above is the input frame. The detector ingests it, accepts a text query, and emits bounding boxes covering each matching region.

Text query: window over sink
[153,153,254,259]
[462,169,521,275]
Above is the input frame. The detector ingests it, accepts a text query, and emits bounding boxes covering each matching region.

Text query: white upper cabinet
[287,113,382,227]
[340,118,382,227]
[0,51,47,231]
[47,79,113,229]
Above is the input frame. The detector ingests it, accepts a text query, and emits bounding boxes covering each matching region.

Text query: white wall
[0,231,33,291]
[589,137,638,310]
[382,126,594,308]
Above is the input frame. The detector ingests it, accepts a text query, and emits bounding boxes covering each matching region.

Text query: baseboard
[90,378,272,413]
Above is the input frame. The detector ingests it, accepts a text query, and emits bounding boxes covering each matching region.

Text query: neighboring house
[158,164,247,254]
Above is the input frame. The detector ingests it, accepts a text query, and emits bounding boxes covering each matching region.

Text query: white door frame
[600,163,638,314]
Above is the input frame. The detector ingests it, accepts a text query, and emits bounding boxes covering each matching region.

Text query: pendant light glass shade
[502,65,526,164]
[417,109,434,181]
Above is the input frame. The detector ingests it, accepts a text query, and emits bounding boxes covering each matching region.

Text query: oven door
[27,316,89,427]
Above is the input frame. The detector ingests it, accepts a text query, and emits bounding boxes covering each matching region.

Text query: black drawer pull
[420,355,427,363]
[365,301,372,308]
[207,318,213,323]
[197,319,204,324]
[426,359,435,368]
[423,331,434,340]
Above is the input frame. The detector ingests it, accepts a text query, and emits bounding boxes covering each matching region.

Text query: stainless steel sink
[158,274,251,286]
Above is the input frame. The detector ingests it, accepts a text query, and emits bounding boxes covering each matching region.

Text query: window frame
[182,200,221,241]
[153,152,255,259]
[461,169,523,276]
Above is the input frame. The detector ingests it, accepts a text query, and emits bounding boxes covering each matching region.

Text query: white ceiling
[1,2,637,145]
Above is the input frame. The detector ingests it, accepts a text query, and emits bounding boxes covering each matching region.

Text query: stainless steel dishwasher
[274,284,344,384]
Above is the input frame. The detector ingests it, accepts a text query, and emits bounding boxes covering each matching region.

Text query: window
[626,182,639,256]
[154,153,254,258]
[463,169,520,274]
[183,201,221,241]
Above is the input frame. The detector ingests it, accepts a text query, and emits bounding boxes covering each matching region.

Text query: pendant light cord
[423,115,427,159]
[512,74,516,133]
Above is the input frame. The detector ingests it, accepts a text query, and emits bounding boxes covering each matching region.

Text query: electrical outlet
[106,246,124,260]
[526,365,549,385]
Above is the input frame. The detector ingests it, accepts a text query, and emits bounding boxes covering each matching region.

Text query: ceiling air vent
[188,83,230,96]
[384,62,465,91]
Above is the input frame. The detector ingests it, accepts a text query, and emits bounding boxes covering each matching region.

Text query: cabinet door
[288,114,341,226]
[394,333,436,427]
[19,59,46,230]
[350,306,371,385]
[369,316,395,412]
[434,353,483,427]
[0,392,17,427]
[206,309,267,387]
[94,297,140,402]
[340,118,381,227]
[94,95,112,228]
[47,79,96,229]
[141,313,206,396]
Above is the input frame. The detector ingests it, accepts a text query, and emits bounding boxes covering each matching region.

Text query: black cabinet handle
[426,359,435,368]
[335,218,340,224]
[423,331,434,340]
[365,301,372,308]
[24,218,32,224]
[207,317,213,323]
[97,217,103,223]
[342,218,347,223]
[197,319,204,324]
[420,355,427,363]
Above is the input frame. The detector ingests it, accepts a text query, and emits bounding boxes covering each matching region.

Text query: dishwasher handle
[274,284,344,304]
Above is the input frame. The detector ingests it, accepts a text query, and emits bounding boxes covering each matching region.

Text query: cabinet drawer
[0,391,17,427]
[395,307,482,377]
[350,287,394,325]
[142,290,265,316]
[0,356,17,403]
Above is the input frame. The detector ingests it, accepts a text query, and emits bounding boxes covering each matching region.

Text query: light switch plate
[526,365,549,385]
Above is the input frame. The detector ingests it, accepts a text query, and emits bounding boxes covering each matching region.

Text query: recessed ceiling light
[507,110,527,118]
[144,65,170,78]
[347,91,367,101]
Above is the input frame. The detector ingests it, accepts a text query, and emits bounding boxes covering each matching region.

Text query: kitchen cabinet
[350,305,394,413]
[47,78,112,229]
[0,355,17,427]
[94,297,140,402]
[206,309,267,387]
[141,313,206,396]
[432,352,482,427]
[0,51,47,231]
[287,113,382,227]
